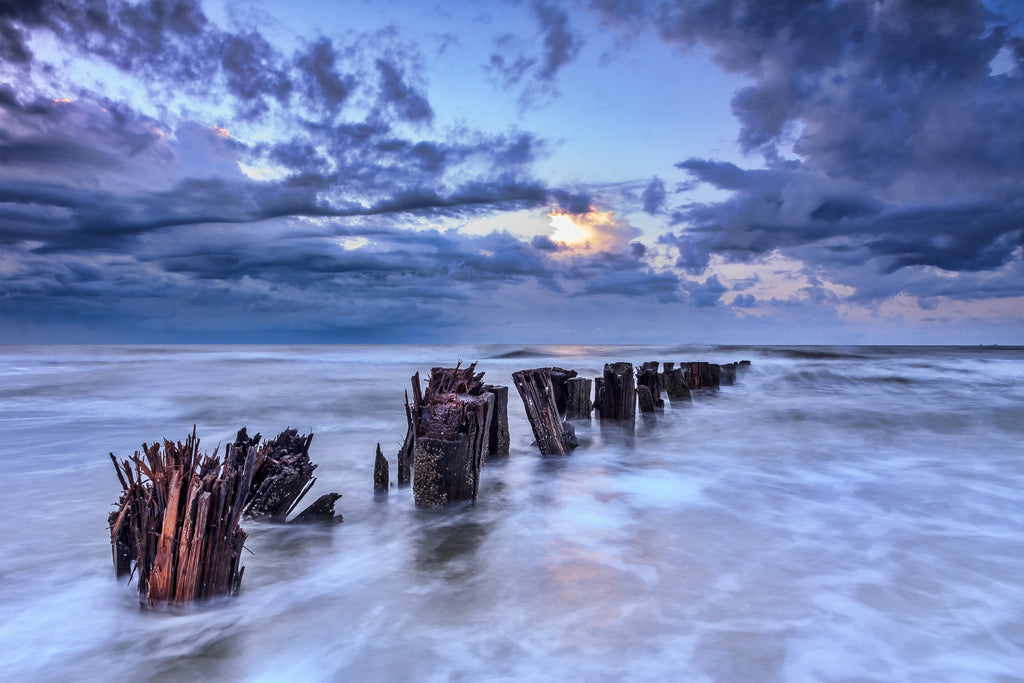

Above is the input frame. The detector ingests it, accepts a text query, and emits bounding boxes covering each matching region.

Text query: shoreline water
[2,344,1022,681]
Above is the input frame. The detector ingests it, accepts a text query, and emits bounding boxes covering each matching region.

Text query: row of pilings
[380,359,750,506]
[108,358,747,607]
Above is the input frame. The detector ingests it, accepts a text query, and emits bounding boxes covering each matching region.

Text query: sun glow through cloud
[547,207,623,251]
[549,212,589,245]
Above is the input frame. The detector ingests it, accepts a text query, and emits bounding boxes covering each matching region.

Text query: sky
[1,0,1023,344]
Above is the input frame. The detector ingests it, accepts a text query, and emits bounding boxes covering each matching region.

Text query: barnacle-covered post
[410,363,494,506]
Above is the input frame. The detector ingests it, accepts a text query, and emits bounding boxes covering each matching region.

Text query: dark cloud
[0,135,119,167]
[0,20,32,63]
[549,190,592,214]
[485,1,583,108]
[375,59,433,124]
[670,157,1024,277]
[634,0,1024,200]
[487,35,537,88]
[574,0,1024,313]
[577,267,681,300]
[681,274,726,307]
[218,31,293,117]
[731,293,756,308]
[294,37,353,111]
[531,235,560,251]
[641,177,665,214]
[533,1,583,81]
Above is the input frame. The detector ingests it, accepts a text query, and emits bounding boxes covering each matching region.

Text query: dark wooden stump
[241,427,321,522]
[598,362,635,429]
[374,442,389,493]
[637,385,656,421]
[661,363,692,403]
[108,427,253,607]
[636,361,664,416]
[549,367,579,417]
[719,362,738,386]
[411,363,493,506]
[683,362,720,391]
[483,384,510,458]
[512,367,579,455]
[291,493,343,524]
[565,376,592,420]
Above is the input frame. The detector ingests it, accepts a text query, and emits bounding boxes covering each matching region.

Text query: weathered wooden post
[597,362,636,429]
[411,363,494,506]
[683,361,719,391]
[374,443,389,493]
[512,367,579,455]
[549,367,578,416]
[482,384,511,457]
[660,362,692,404]
[565,376,592,420]
[719,362,738,386]
[636,361,664,419]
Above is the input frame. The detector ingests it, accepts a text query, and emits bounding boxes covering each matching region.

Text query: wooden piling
[636,361,664,417]
[683,362,720,391]
[719,362,738,386]
[108,427,253,607]
[411,363,494,506]
[597,362,636,429]
[661,363,692,403]
[483,384,511,457]
[548,367,579,416]
[374,443,389,493]
[565,376,592,420]
[512,367,579,455]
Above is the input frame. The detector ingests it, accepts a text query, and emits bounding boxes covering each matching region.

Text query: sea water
[0,345,1022,681]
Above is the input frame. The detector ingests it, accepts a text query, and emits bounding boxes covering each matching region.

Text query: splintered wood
[239,427,318,522]
[108,427,254,607]
[410,362,495,506]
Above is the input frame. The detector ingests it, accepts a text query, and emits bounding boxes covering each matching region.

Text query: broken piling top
[108,426,254,607]
[411,362,493,506]
[374,442,389,493]
[240,427,319,522]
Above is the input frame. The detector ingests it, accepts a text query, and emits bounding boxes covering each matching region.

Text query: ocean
[1,344,1022,681]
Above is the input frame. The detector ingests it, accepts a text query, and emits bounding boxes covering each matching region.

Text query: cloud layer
[1,0,1022,342]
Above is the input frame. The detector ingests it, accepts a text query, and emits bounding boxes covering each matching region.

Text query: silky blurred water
[1,344,1022,681]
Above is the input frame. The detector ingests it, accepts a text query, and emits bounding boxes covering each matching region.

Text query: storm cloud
[2,0,1022,342]
[586,0,1024,313]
